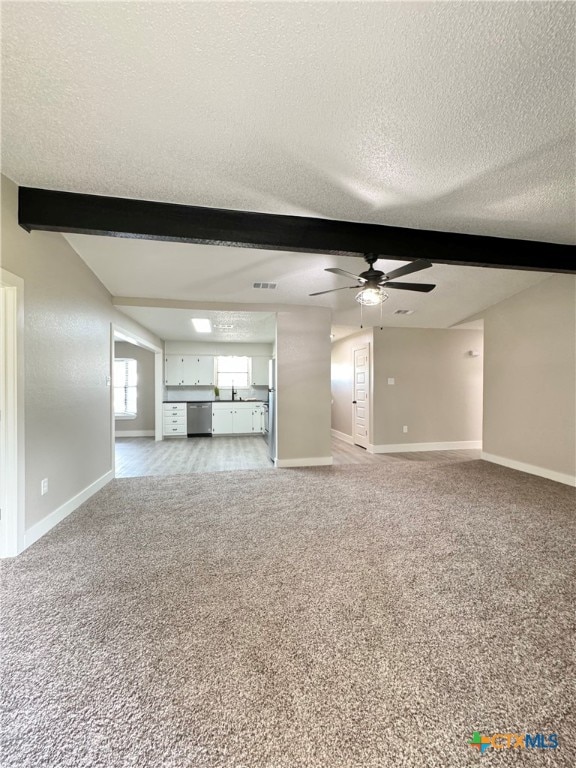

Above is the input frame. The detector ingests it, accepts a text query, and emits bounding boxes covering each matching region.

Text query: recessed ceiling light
[191,318,212,333]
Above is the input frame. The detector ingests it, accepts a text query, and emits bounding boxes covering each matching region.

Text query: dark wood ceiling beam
[18,186,575,272]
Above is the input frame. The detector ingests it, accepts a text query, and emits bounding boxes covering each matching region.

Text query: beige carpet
[1,461,575,767]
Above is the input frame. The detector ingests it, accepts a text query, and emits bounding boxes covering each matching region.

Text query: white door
[353,345,370,449]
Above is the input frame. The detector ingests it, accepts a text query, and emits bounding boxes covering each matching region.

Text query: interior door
[353,345,370,449]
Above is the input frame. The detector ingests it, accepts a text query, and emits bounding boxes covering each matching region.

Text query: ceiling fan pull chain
[360,301,364,329]
[380,299,383,330]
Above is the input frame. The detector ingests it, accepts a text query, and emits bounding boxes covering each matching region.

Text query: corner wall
[276,308,332,465]
[1,174,162,547]
[482,275,576,485]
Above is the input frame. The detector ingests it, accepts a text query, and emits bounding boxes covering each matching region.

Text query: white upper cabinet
[165,355,214,386]
[251,357,270,387]
[181,356,198,385]
[165,355,184,385]
[196,356,215,386]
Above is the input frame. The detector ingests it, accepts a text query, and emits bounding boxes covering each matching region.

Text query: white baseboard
[368,440,482,454]
[23,469,114,551]
[115,429,154,437]
[275,456,334,468]
[331,429,354,445]
[481,452,576,487]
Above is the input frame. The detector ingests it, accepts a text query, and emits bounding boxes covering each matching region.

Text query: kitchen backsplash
[164,385,269,402]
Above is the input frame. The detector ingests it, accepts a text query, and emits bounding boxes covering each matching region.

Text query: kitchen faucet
[231,383,237,401]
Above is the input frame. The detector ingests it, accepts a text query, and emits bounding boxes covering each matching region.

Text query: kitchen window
[114,358,137,418]
[215,356,250,389]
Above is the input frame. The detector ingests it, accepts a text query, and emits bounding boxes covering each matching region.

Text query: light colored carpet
[1,461,575,767]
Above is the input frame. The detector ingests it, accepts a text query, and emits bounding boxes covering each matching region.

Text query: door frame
[0,269,25,558]
[110,324,164,474]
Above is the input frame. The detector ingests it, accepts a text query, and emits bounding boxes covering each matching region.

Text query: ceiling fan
[310,254,436,305]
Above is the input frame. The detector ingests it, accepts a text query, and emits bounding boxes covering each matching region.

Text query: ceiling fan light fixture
[355,287,388,306]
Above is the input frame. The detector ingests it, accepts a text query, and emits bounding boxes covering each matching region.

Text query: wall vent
[394,309,414,315]
[253,282,277,289]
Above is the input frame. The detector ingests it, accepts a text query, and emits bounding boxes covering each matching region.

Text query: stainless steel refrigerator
[268,359,276,462]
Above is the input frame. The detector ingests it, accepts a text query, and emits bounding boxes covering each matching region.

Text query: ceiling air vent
[253,282,277,289]
[394,309,414,315]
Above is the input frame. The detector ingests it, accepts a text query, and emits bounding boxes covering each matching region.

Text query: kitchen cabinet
[251,357,271,387]
[233,407,253,434]
[212,402,265,434]
[163,403,187,436]
[181,356,198,385]
[165,355,214,386]
[212,405,234,434]
[165,355,184,385]
[195,356,215,385]
[252,404,265,433]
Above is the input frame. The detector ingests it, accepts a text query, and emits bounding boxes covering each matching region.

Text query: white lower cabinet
[163,403,187,436]
[212,406,234,434]
[212,402,265,435]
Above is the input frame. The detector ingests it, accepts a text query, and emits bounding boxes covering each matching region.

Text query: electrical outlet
[41,478,48,495]
[403,426,408,434]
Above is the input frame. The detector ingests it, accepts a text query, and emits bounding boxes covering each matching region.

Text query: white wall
[1,174,162,542]
[482,275,576,484]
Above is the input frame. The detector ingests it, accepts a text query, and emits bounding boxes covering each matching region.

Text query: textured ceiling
[2,1,575,244]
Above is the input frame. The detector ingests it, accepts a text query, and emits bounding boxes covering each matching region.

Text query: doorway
[0,270,25,557]
[111,325,163,477]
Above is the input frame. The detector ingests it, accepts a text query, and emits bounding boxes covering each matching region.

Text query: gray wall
[1,174,162,530]
[331,327,483,447]
[483,275,576,479]
[114,341,155,432]
[372,328,483,446]
[276,308,332,462]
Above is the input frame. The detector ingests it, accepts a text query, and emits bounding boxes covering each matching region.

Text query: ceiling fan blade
[325,267,365,282]
[384,282,436,293]
[309,285,357,297]
[384,259,433,281]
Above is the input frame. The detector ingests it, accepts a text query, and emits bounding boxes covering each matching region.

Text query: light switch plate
[387,377,395,385]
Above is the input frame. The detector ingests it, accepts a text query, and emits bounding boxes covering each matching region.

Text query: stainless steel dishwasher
[187,403,212,437]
